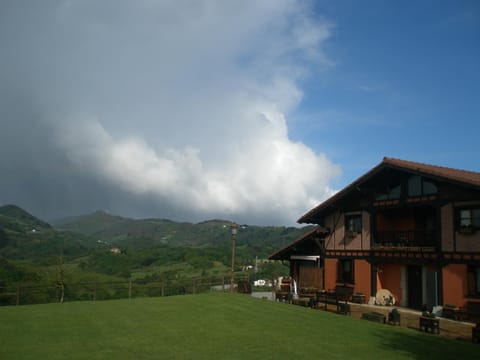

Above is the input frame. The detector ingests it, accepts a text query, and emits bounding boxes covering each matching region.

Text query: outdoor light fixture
[230,223,238,294]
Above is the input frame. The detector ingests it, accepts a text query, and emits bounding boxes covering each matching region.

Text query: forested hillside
[0,204,312,304]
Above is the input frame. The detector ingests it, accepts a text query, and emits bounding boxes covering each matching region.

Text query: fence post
[161,283,164,297]
[128,280,132,299]
[93,283,97,302]
[16,285,20,306]
[222,275,225,292]
[192,279,196,294]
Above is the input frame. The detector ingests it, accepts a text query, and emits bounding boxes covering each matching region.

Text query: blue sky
[0,1,479,225]
[291,0,480,188]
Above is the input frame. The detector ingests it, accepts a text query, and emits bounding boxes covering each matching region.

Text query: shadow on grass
[372,326,477,359]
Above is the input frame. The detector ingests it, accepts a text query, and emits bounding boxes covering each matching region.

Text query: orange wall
[324,258,371,298]
[354,259,371,298]
[377,263,403,305]
[324,258,337,291]
[442,264,469,307]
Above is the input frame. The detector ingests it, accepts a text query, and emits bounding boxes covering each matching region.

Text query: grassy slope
[0,293,477,360]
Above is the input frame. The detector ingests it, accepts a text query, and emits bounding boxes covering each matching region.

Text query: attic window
[408,176,437,197]
[375,183,401,201]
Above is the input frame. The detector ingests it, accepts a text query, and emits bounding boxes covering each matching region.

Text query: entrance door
[407,265,423,309]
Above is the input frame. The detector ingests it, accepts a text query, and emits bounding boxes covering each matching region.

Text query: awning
[290,255,321,261]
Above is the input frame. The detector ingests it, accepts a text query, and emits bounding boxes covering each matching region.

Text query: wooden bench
[361,312,386,324]
[316,285,353,315]
[442,304,463,320]
[316,291,351,315]
[419,316,440,334]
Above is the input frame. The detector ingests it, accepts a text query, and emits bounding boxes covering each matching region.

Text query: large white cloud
[0,0,340,224]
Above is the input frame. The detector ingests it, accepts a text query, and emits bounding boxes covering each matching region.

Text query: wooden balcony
[373,230,436,249]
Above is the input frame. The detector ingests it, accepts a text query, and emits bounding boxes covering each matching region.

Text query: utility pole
[230,223,238,294]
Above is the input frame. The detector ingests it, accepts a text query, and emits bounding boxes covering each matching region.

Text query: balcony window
[337,259,354,284]
[408,176,437,197]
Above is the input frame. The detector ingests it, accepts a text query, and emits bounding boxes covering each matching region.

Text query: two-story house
[269,157,480,310]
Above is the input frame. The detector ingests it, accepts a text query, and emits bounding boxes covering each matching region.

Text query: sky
[0,0,479,226]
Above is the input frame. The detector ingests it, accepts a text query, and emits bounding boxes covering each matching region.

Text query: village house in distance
[269,157,480,313]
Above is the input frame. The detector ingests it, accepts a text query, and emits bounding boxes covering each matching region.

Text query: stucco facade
[270,158,480,310]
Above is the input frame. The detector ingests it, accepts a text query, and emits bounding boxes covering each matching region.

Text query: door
[299,266,323,289]
[407,265,423,309]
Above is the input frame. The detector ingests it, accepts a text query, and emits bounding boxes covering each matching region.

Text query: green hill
[0,204,51,233]
[0,205,92,259]
[54,210,313,253]
[0,205,311,297]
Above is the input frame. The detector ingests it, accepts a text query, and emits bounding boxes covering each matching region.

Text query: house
[110,247,122,254]
[269,157,480,310]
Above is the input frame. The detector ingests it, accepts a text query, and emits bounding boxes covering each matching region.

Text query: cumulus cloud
[0,0,340,225]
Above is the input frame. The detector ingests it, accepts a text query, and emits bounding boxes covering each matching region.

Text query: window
[407,176,437,197]
[345,214,362,234]
[457,208,480,231]
[467,266,480,296]
[375,183,401,200]
[337,259,354,284]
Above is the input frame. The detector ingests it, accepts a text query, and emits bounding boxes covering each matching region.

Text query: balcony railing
[373,230,436,248]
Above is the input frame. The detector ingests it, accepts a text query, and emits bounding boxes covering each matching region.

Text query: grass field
[0,293,477,359]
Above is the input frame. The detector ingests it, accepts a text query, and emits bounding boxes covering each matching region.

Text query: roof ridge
[383,157,480,176]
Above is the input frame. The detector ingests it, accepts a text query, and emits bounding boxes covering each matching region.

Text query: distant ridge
[0,204,52,231]
[0,204,91,258]
[53,210,313,250]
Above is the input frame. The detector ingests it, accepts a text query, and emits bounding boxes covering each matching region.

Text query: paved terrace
[347,303,475,341]
[250,292,476,341]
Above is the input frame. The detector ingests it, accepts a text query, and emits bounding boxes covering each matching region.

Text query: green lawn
[0,293,477,359]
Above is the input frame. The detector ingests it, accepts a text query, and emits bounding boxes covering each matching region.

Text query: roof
[384,157,480,186]
[298,157,480,224]
[268,226,327,260]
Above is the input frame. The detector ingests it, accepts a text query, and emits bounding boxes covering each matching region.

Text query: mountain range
[0,204,312,278]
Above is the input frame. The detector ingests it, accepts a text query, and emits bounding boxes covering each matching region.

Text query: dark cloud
[0,0,340,225]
